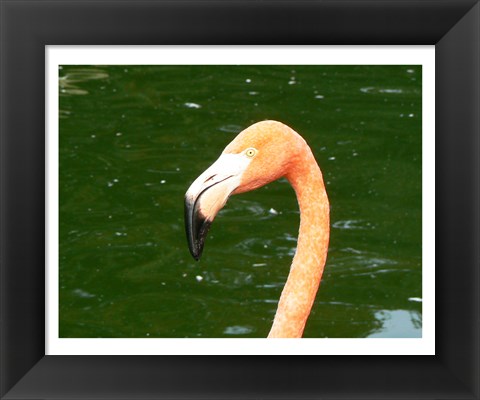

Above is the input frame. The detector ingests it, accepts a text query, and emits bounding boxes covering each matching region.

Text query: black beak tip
[187,238,205,261]
[185,196,211,261]
[188,220,210,261]
[189,242,202,261]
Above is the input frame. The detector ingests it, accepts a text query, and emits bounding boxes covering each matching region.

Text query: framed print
[1,1,479,399]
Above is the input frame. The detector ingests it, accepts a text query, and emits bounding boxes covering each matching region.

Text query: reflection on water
[59,67,109,120]
[219,199,281,221]
[59,67,109,96]
[224,325,254,335]
[59,65,422,338]
[368,310,422,338]
[332,219,374,230]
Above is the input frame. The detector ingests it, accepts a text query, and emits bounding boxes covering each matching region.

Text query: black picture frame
[1,0,479,399]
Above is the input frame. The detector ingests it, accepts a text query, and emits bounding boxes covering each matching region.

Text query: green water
[59,65,422,338]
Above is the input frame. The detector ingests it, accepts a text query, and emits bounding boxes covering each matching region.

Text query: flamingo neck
[267,146,330,338]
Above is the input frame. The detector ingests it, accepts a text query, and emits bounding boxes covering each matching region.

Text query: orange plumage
[185,120,330,338]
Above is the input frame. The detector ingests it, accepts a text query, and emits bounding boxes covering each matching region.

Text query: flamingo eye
[245,148,257,158]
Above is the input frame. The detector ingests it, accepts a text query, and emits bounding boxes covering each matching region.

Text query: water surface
[59,65,422,338]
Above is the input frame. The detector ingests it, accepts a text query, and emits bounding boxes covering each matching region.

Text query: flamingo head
[184,120,306,260]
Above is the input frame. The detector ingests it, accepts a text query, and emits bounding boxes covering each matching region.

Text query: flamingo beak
[184,154,250,260]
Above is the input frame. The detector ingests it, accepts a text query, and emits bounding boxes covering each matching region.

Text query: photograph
[58,63,423,340]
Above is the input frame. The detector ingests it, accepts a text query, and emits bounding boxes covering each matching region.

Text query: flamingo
[184,120,330,338]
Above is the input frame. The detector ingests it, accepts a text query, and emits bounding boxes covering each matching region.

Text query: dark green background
[59,65,422,338]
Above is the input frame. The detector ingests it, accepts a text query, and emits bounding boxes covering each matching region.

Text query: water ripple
[224,325,254,335]
[332,219,374,230]
[219,199,281,221]
[360,87,404,94]
[59,68,109,96]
